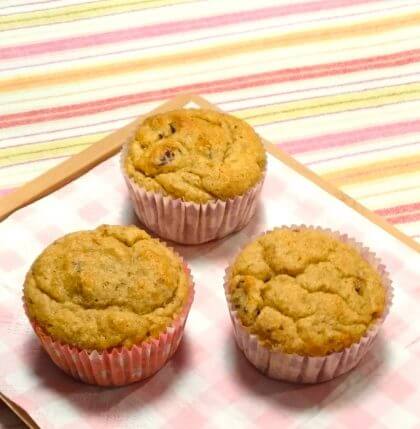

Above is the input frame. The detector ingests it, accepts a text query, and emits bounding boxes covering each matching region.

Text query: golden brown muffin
[227,228,386,357]
[24,225,191,351]
[124,109,266,203]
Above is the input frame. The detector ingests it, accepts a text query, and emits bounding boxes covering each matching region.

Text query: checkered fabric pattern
[0,153,419,429]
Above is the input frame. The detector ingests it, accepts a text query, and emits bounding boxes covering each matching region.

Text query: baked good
[124,108,266,203]
[122,109,266,244]
[23,225,194,385]
[225,226,391,382]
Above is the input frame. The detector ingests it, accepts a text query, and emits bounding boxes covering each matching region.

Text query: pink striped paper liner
[25,257,194,387]
[120,136,266,245]
[224,225,393,384]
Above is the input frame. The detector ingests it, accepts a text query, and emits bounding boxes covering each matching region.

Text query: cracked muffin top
[123,108,266,203]
[23,225,191,351]
[227,228,386,356]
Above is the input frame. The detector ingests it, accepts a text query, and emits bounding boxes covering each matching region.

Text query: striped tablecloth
[1,0,420,244]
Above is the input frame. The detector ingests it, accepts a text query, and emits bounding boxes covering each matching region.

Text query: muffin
[225,226,392,383]
[23,225,194,386]
[122,108,266,244]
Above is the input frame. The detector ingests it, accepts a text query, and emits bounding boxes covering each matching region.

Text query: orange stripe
[1,11,420,93]
[323,155,420,186]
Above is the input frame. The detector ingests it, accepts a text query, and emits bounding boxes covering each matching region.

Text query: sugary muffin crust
[228,228,386,356]
[24,225,190,351]
[124,109,266,203]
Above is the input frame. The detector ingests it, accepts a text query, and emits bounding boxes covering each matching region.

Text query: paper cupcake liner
[25,256,195,387]
[224,225,393,384]
[120,138,265,245]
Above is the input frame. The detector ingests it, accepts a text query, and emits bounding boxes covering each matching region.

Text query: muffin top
[124,109,266,203]
[24,225,191,351]
[227,228,386,356]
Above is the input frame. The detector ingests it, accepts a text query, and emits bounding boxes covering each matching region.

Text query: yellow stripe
[0,134,103,167]
[0,0,186,31]
[237,82,420,125]
[1,11,420,92]
[322,155,420,186]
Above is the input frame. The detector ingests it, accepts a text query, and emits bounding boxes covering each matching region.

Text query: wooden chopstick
[0,393,39,429]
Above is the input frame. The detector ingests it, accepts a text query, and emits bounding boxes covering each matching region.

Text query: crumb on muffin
[124,109,266,203]
[24,225,190,351]
[227,228,386,356]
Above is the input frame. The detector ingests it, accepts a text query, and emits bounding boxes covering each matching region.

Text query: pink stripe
[384,211,420,225]
[0,188,13,196]
[306,141,419,165]
[2,48,420,128]
[282,118,420,154]
[0,0,381,60]
[375,202,420,216]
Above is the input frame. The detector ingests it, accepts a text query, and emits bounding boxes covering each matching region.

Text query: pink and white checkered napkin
[0,153,419,429]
